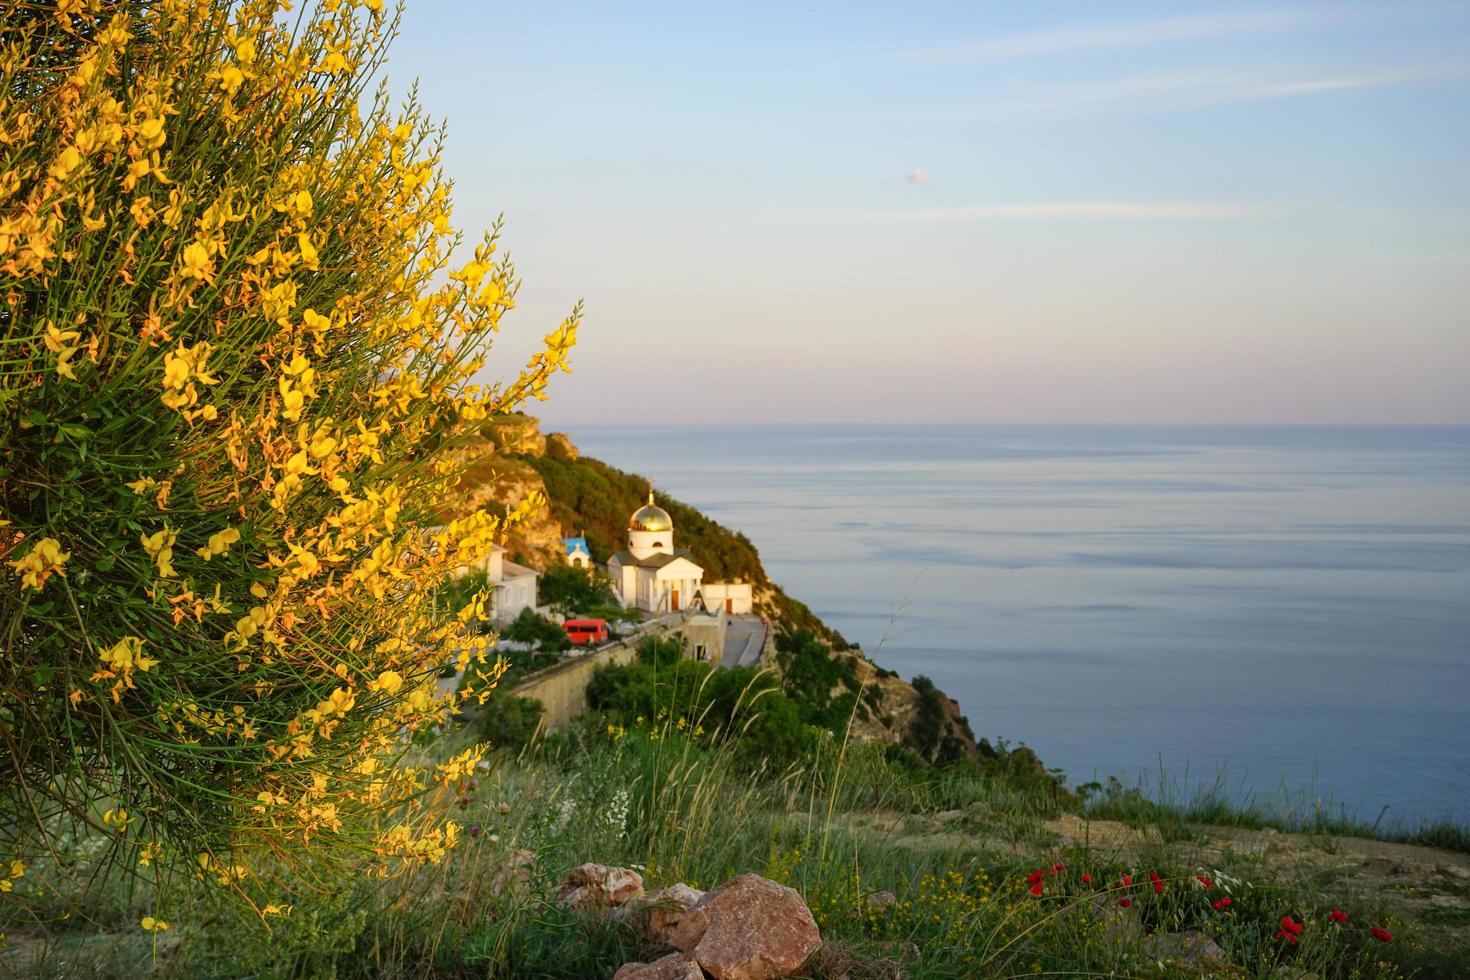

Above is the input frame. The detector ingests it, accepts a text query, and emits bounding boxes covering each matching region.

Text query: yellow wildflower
[195,527,240,560]
[7,537,70,590]
[43,321,82,380]
[140,916,169,932]
[140,526,178,577]
[368,670,403,695]
[178,241,213,281]
[48,145,82,181]
[297,232,319,271]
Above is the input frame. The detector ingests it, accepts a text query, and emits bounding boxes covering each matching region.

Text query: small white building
[608,493,705,613]
[562,535,592,569]
[700,581,754,615]
[459,543,539,622]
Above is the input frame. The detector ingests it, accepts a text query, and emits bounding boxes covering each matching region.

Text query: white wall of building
[628,528,671,560]
[701,582,753,615]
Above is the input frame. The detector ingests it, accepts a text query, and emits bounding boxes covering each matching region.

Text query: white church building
[607,493,707,613]
[607,493,753,615]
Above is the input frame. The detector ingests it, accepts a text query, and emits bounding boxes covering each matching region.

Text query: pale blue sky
[387,2,1470,424]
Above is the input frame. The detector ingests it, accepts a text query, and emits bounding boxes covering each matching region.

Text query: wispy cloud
[858,201,1269,222]
[903,168,929,185]
[895,10,1306,65]
[910,63,1469,121]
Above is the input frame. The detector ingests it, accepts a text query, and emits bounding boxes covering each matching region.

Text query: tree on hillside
[538,563,620,615]
[0,0,578,895]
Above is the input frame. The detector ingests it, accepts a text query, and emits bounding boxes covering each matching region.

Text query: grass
[5,714,1467,979]
[1080,761,1470,855]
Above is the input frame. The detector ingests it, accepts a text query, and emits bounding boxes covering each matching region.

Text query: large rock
[613,952,706,980]
[555,862,645,911]
[621,883,707,945]
[668,873,821,980]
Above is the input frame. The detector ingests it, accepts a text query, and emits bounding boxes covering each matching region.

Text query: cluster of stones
[553,864,822,980]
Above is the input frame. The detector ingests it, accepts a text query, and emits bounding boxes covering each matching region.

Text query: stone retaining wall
[509,615,711,732]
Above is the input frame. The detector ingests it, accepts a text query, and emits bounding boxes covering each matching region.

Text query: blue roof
[562,536,590,556]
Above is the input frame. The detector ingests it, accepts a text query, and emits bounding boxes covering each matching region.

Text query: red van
[563,618,610,646]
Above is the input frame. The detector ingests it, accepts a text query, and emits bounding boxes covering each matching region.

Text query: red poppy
[1119,898,1133,908]
[1196,875,1214,888]
[1275,929,1298,945]
[1081,873,1092,884]
[1329,908,1349,923]
[1212,897,1231,911]
[1280,915,1304,935]
[1027,870,1044,885]
[1051,862,1065,875]
[1121,873,1132,887]
[1370,926,1393,943]
[1149,871,1164,894]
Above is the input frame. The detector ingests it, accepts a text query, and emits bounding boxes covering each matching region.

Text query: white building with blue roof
[562,535,592,569]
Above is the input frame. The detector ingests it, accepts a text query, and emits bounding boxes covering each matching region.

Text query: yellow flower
[450,258,491,290]
[43,321,82,380]
[297,232,319,271]
[7,537,70,590]
[140,916,169,932]
[368,670,403,695]
[195,527,240,560]
[48,145,82,181]
[217,64,245,95]
[162,349,192,389]
[140,526,178,577]
[179,241,213,281]
[100,636,159,675]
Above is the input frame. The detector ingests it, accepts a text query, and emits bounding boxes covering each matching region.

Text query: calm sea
[564,425,1470,827]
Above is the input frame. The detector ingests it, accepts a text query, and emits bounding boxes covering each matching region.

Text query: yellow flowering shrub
[0,0,578,890]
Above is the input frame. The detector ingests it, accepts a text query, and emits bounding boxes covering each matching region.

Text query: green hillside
[517,439,848,647]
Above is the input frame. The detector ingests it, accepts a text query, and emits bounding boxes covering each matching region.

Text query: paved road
[721,615,768,669]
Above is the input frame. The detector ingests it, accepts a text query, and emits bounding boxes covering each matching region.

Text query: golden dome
[630,491,673,532]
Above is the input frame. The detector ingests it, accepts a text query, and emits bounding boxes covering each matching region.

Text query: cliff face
[449,417,566,569]
[840,651,982,765]
[455,415,989,765]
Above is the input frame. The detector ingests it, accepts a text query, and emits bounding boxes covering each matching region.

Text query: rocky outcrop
[555,863,645,912]
[612,953,705,980]
[666,874,821,980]
[545,431,579,459]
[620,883,707,946]
[449,416,569,568]
[837,652,979,764]
[485,413,547,456]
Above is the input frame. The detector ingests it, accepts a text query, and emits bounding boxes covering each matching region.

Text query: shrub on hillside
[0,0,577,887]
[537,563,621,616]
[775,628,864,730]
[475,690,545,753]
[502,608,571,652]
[586,652,817,766]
